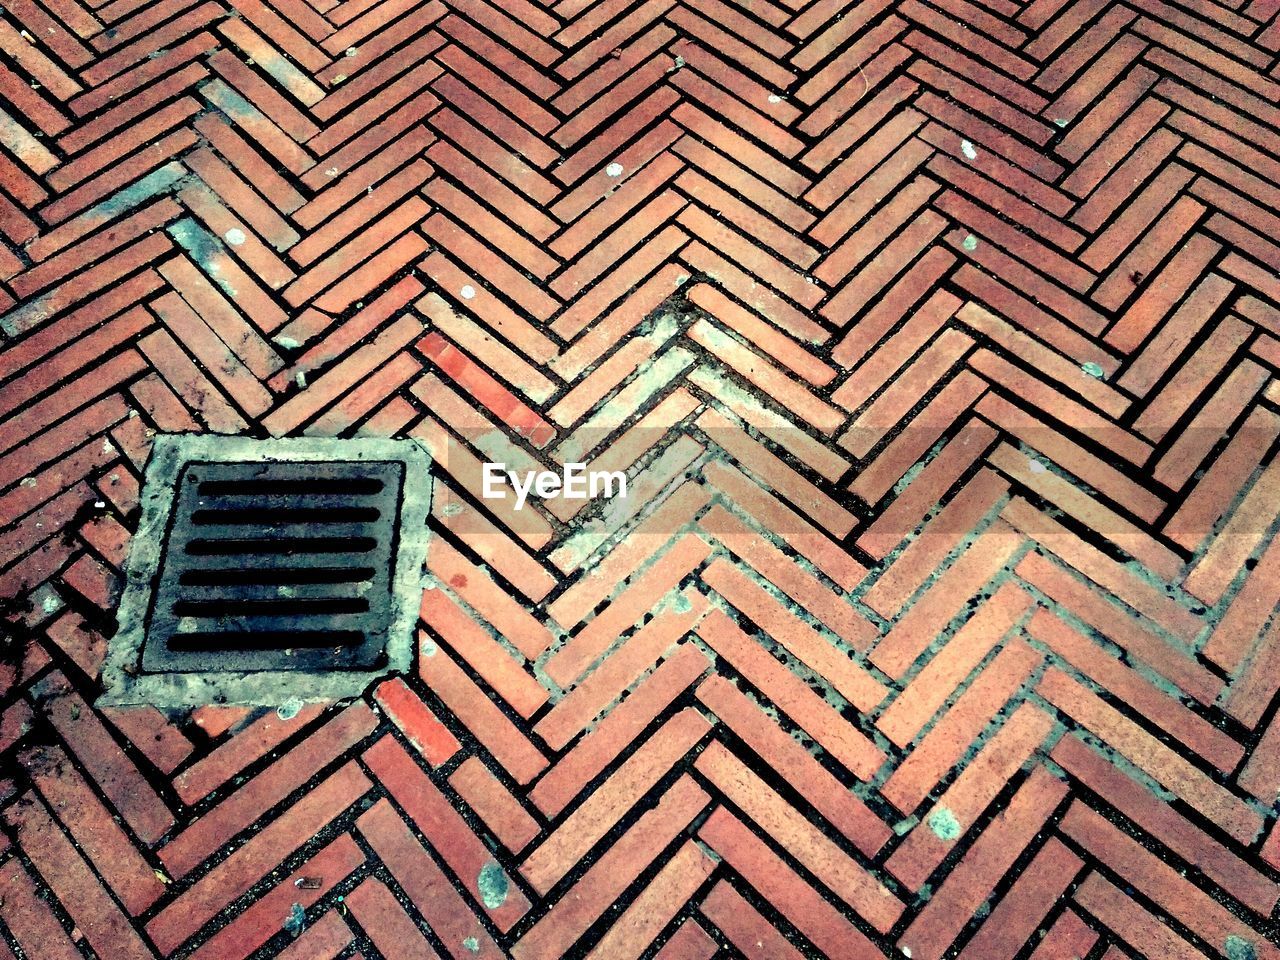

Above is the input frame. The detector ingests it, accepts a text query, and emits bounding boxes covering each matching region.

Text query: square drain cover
[103,436,432,708]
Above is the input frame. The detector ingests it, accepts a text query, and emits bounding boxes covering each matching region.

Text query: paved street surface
[1,0,1279,957]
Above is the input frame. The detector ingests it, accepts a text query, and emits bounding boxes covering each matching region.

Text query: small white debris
[1054,117,1068,127]
[902,949,913,959]
[605,162,624,177]
[274,335,300,350]
[332,74,347,84]
[223,227,246,246]
[93,500,106,509]
[460,284,476,300]
[962,234,978,251]
[1028,459,1048,474]
[325,167,339,177]
[345,47,358,57]
[961,139,978,160]
[277,697,305,720]
[295,371,307,388]
[767,94,782,104]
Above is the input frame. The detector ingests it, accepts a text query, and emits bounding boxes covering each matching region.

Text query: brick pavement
[1,0,1280,956]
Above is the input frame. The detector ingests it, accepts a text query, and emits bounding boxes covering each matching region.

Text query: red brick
[530,642,710,816]
[373,676,461,766]
[188,835,364,960]
[161,703,377,877]
[699,880,806,960]
[512,777,709,960]
[1053,734,1277,916]
[696,609,883,777]
[449,757,540,853]
[898,767,1068,960]
[0,858,84,960]
[699,740,902,931]
[699,807,882,959]
[1061,802,1279,960]
[363,735,531,931]
[25,744,165,914]
[345,877,442,960]
[584,840,715,960]
[4,794,153,959]
[886,702,1054,890]
[147,762,370,954]
[521,709,711,894]
[1040,669,1262,844]
[34,672,174,844]
[697,674,890,854]
[357,798,504,958]
[174,703,326,804]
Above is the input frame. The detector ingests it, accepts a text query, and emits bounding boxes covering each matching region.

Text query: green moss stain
[284,902,306,937]
[169,218,223,273]
[477,861,508,909]
[1225,935,1256,960]
[927,807,962,841]
[95,163,186,219]
[203,78,261,122]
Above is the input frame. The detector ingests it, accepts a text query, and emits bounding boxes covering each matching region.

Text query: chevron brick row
[2,0,1280,956]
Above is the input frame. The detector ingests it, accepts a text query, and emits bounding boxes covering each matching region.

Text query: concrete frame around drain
[99,434,433,709]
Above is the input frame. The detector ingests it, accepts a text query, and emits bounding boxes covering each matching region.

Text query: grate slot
[190,507,382,525]
[178,567,377,587]
[173,597,370,618]
[184,536,379,556]
[196,477,386,496]
[167,630,366,651]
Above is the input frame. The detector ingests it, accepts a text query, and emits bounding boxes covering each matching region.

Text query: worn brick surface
[1,0,1280,957]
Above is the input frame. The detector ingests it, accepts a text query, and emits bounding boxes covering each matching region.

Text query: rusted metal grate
[103,436,432,708]
[143,459,404,673]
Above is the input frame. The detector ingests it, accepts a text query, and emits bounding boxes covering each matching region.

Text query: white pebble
[460,285,476,300]
[605,162,624,177]
[767,94,782,104]
[1028,459,1047,474]
[961,139,978,160]
[223,227,246,246]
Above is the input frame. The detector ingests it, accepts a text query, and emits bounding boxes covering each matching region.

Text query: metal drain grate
[145,459,404,672]
[103,436,432,708]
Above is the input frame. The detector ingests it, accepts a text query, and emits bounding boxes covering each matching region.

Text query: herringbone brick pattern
[1,0,1279,955]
